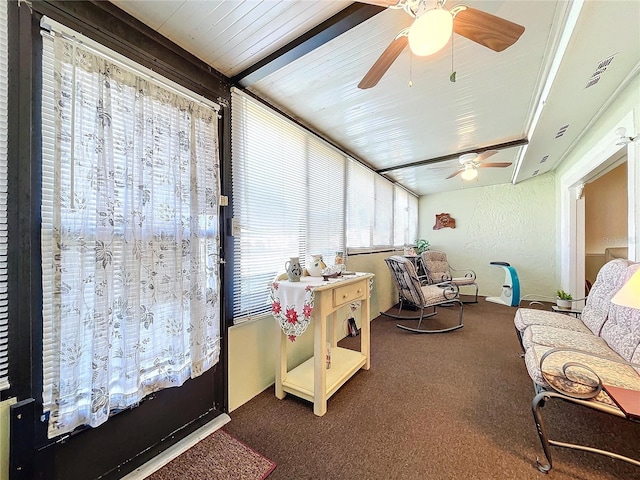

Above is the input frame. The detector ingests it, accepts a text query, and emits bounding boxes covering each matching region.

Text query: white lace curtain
[41,31,221,438]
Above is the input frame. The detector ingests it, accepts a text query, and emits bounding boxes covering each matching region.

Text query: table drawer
[333,280,366,308]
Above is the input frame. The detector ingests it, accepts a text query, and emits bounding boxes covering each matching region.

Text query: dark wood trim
[10,399,37,480]
[232,3,385,86]
[376,138,530,173]
[5,0,43,406]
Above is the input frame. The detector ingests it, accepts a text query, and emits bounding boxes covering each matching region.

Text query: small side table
[273,273,374,416]
[551,305,582,318]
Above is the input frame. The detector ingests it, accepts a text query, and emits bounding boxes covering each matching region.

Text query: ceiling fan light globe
[408,8,453,57]
[615,126,627,137]
[461,167,478,181]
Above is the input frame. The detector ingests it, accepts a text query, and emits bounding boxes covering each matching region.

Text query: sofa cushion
[522,324,613,353]
[580,258,632,335]
[524,344,640,409]
[514,307,590,334]
[599,264,640,362]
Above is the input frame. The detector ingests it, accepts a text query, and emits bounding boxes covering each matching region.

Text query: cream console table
[271,272,374,416]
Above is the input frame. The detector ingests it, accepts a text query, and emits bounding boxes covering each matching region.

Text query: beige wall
[0,398,16,480]
[584,163,628,283]
[418,172,557,299]
[585,163,628,254]
[228,250,398,411]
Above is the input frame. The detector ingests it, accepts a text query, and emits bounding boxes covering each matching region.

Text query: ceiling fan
[446,151,512,180]
[358,0,525,89]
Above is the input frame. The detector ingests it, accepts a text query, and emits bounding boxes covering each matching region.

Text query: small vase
[307,254,326,277]
[285,257,302,282]
[335,251,346,273]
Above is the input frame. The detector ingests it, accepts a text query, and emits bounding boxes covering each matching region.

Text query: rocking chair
[382,255,464,333]
[421,250,479,303]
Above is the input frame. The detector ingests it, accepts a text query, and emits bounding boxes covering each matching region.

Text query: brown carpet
[225,297,640,479]
[146,429,276,480]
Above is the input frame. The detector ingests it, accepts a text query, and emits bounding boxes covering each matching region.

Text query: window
[231,90,419,323]
[231,89,345,323]
[346,159,418,252]
[41,22,221,438]
[394,186,419,247]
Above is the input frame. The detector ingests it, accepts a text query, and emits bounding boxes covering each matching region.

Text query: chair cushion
[522,324,613,353]
[420,284,454,306]
[451,276,475,286]
[421,251,450,283]
[514,307,590,334]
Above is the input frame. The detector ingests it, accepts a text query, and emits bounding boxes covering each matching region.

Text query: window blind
[231,89,345,323]
[346,159,418,252]
[0,0,8,392]
[346,159,374,249]
[374,175,393,246]
[394,186,419,246]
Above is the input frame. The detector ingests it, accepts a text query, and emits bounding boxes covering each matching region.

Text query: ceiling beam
[376,138,530,173]
[232,3,386,86]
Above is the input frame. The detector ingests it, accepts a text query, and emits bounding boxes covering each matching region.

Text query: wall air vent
[585,54,616,89]
[540,155,549,163]
[532,169,539,176]
[555,124,569,139]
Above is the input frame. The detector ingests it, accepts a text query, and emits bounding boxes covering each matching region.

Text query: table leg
[275,329,287,399]
[362,296,371,370]
[313,312,327,416]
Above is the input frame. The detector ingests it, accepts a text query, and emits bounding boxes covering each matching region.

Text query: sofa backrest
[581,258,633,335]
[599,263,640,362]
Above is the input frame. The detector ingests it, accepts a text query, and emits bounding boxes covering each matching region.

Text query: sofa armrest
[539,347,640,401]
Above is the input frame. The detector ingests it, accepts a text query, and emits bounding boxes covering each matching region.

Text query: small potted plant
[556,289,573,309]
[415,239,430,254]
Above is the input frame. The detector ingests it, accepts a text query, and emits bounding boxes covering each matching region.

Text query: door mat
[146,429,276,480]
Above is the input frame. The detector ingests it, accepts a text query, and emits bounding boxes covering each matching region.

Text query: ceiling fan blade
[476,149,499,162]
[478,162,513,168]
[453,7,525,52]
[446,169,464,179]
[358,34,408,89]
[356,1,400,6]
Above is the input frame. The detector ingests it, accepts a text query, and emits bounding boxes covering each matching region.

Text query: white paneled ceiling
[111,0,352,77]
[111,0,640,196]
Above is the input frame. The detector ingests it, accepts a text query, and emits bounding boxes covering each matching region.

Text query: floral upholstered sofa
[514,258,640,473]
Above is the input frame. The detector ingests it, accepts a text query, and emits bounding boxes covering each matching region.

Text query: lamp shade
[611,269,640,309]
[408,8,453,57]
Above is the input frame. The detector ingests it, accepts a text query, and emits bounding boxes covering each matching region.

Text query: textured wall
[418,172,557,299]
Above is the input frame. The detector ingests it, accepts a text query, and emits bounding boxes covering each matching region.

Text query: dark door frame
[7,2,231,478]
